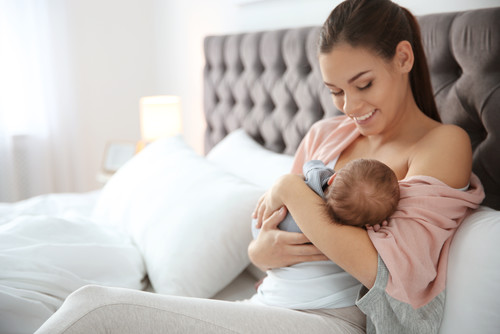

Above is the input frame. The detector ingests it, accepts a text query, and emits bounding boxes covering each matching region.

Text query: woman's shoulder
[407,123,472,188]
[418,123,471,152]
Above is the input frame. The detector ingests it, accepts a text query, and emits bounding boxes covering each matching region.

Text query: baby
[250,158,400,309]
[263,158,400,234]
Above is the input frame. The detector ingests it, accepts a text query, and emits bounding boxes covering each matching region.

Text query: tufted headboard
[203,7,500,210]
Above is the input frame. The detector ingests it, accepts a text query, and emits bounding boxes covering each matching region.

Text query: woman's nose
[343,94,362,116]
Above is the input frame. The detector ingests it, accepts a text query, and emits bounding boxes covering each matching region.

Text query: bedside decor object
[102,141,137,173]
[97,141,137,183]
[137,95,182,151]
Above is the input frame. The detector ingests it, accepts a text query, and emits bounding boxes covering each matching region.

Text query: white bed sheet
[0,191,101,226]
[0,191,147,334]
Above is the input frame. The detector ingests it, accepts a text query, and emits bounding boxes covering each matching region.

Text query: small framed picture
[102,141,136,174]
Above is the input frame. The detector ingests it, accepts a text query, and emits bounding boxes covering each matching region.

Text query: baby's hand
[365,220,388,232]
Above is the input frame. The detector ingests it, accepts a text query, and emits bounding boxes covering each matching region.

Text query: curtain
[0,0,82,202]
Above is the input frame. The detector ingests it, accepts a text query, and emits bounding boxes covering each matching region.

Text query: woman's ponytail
[400,7,441,122]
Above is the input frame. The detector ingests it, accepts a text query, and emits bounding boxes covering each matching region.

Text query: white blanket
[0,191,101,226]
[0,193,146,334]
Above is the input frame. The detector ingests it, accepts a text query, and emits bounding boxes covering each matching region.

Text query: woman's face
[319,43,410,136]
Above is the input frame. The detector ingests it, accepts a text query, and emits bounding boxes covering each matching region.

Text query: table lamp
[137,95,182,151]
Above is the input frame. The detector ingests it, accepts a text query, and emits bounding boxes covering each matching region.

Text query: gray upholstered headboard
[203,7,500,210]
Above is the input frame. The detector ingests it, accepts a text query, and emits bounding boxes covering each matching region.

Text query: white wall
[65,0,498,192]
[62,0,158,191]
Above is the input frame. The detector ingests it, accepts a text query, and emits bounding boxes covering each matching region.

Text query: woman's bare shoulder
[407,124,472,188]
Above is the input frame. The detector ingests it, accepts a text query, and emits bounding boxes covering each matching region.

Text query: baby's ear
[327,173,336,186]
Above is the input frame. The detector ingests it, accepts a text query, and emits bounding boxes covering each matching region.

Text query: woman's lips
[353,109,377,124]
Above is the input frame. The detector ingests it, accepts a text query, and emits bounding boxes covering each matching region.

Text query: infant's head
[325,159,400,227]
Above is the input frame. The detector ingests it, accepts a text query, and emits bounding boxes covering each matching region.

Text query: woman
[251,0,484,332]
[36,0,484,333]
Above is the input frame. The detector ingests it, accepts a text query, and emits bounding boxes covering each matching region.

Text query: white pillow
[206,129,294,189]
[92,136,264,298]
[440,206,500,334]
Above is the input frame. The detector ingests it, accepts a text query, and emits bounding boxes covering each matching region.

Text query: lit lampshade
[139,95,182,142]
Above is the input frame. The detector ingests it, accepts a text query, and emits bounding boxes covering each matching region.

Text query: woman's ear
[394,40,414,74]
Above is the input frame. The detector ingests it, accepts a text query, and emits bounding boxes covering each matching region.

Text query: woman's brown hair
[319,0,441,122]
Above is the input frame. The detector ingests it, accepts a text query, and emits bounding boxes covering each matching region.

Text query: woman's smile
[351,109,378,124]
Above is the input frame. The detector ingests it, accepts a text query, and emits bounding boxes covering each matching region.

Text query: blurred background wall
[0,0,497,200]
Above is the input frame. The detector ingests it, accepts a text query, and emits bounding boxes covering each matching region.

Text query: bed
[1,6,499,334]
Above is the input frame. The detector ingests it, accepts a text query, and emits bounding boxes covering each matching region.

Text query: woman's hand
[252,191,282,229]
[252,174,302,229]
[248,206,328,271]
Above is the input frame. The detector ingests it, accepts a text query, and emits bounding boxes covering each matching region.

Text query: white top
[250,259,362,309]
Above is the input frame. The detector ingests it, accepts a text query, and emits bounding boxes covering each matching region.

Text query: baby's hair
[324,159,400,227]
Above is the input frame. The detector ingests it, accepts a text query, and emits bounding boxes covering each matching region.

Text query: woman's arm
[248,206,329,272]
[270,174,378,288]
[249,174,378,288]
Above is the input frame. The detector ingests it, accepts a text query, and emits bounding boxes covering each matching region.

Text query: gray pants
[35,285,366,333]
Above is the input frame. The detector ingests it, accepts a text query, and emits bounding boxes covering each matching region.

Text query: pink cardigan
[291,116,485,308]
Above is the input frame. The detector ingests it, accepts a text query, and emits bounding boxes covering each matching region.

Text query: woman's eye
[358,81,372,90]
[330,90,344,96]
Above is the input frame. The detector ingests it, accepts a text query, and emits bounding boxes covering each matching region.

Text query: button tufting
[203,7,500,209]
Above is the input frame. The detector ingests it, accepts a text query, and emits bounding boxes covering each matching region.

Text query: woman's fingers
[282,233,327,255]
[276,231,329,262]
[252,193,266,218]
[261,206,287,230]
[290,242,326,256]
[249,207,329,270]
[256,202,266,228]
[253,194,267,229]
[249,230,328,270]
[287,252,330,265]
[252,193,266,229]
[283,242,329,265]
[280,230,312,244]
